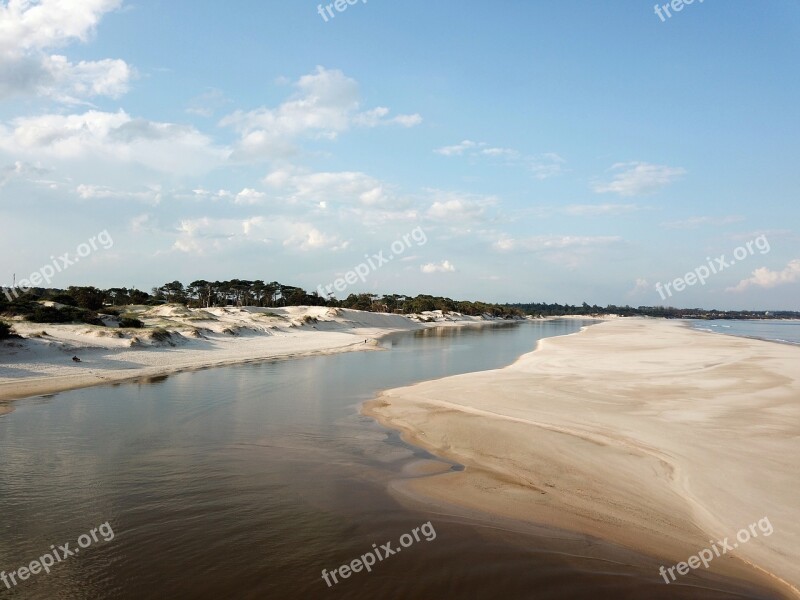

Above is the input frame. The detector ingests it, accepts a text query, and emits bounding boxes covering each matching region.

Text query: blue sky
[1,0,798,309]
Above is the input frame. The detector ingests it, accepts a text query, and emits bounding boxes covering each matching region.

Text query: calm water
[689,319,800,345]
[0,321,779,599]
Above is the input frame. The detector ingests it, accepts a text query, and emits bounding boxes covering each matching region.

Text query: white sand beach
[365,318,800,598]
[0,305,509,413]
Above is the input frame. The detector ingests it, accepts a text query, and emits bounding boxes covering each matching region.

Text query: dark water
[0,321,780,599]
[689,319,800,345]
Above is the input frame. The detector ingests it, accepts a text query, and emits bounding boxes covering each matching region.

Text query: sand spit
[365,318,800,598]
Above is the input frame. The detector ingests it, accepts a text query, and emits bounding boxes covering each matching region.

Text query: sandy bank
[0,305,514,409]
[365,318,800,598]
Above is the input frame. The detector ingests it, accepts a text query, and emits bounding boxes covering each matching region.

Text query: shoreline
[364,318,800,599]
[0,306,530,415]
[683,319,800,348]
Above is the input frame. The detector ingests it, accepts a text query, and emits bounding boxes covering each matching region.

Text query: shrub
[0,321,12,340]
[150,328,172,342]
[26,305,74,323]
[50,294,78,306]
[119,317,144,328]
[25,305,103,325]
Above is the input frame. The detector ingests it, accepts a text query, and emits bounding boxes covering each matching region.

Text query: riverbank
[365,318,800,598]
[0,305,524,412]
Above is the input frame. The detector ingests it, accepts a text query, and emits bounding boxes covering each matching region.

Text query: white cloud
[130,213,153,233]
[421,260,456,274]
[0,160,50,186]
[76,183,162,203]
[480,146,518,158]
[184,188,233,202]
[661,215,744,229]
[564,203,642,216]
[0,110,227,175]
[628,278,651,296]
[528,153,566,180]
[0,0,132,101]
[234,187,266,205]
[282,222,347,252]
[426,192,493,221]
[493,235,621,252]
[727,259,800,292]
[263,167,389,206]
[262,165,427,225]
[492,234,621,268]
[593,162,685,196]
[435,140,480,156]
[435,140,564,179]
[171,215,346,255]
[220,67,421,159]
[391,113,423,127]
[353,106,422,128]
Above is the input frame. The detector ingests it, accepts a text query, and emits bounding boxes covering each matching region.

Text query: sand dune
[365,318,800,598]
[0,305,510,411]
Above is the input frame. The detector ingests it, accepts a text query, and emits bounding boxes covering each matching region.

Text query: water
[688,319,800,345]
[0,321,779,599]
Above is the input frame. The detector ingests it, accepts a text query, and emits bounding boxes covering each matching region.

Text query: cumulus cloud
[282,222,347,252]
[425,191,494,221]
[234,188,266,205]
[0,0,132,101]
[220,67,421,159]
[727,259,800,292]
[0,110,227,175]
[261,166,429,226]
[171,215,346,255]
[421,260,456,274]
[263,167,391,206]
[593,162,685,196]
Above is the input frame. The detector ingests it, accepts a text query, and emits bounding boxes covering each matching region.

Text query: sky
[0,0,798,310]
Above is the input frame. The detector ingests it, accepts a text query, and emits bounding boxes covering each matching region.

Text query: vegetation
[150,328,172,342]
[119,317,144,328]
[2,282,797,326]
[0,321,12,340]
[505,302,800,320]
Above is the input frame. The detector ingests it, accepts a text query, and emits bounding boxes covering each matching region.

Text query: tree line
[0,280,526,326]
[2,282,797,332]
